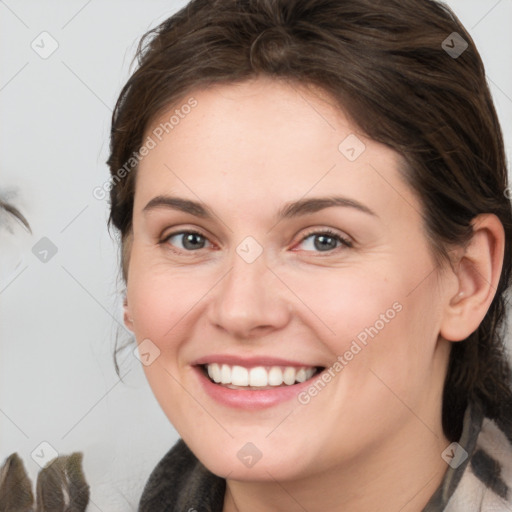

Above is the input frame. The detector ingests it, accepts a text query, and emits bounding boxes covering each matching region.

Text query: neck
[222,420,450,512]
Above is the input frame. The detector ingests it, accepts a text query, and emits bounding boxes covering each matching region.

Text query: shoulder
[138,439,225,512]
[424,400,512,512]
[446,405,512,511]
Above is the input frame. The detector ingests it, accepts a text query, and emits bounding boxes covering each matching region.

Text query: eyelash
[160,228,353,255]
[297,228,353,253]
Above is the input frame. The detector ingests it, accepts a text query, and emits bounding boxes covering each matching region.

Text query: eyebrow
[143,195,378,219]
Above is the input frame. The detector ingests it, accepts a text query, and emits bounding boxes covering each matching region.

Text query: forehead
[144,77,359,164]
[134,77,418,221]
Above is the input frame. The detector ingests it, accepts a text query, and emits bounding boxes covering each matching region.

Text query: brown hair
[107,0,512,441]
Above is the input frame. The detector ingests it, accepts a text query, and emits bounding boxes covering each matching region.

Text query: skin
[123,76,504,512]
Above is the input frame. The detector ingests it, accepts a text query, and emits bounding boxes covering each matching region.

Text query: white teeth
[295,368,307,383]
[283,367,296,385]
[204,364,317,387]
[231,365,249,386]
[221,364,231,384]
[207,363,222,383]
[268,366,283,386]
[249,366,268,387]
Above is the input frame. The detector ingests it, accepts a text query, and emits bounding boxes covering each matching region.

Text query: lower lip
[193,366,320,410]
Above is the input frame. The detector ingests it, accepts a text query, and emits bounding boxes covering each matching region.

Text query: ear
[123,294,134,331]
[440,213,505,342]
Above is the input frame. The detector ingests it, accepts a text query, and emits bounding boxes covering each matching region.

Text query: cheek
[126,261,204,423]
[128,269,195,343]
[127,246,173,334]
[282,265,400,351]
[285,261,438,378]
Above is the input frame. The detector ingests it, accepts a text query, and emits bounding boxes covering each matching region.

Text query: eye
[163,230,212,252]
[295,229,353,253]
[160,228,352,255]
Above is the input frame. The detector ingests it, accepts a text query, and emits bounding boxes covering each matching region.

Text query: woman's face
[124,77,454,481]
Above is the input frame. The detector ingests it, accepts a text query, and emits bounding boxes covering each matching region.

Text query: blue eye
[296,229,352,253]
[161,228,352,255]
[164,230,211,251]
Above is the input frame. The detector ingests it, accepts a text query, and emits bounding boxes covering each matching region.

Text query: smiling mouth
[199,363,324,390]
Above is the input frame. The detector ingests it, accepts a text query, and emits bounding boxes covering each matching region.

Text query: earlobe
[123,295,134,331]
[440,214,505,342]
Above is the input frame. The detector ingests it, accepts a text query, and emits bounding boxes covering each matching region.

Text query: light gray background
[1,1,511,510]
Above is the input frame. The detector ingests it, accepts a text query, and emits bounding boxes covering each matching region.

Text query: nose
[207,248,292,340]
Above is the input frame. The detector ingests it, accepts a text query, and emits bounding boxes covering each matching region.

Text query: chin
[188,439,310,482]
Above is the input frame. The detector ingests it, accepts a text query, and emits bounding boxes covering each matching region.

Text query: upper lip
[192,354,324,368]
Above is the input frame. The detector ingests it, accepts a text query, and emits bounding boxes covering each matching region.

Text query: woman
[107,0,512,510]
